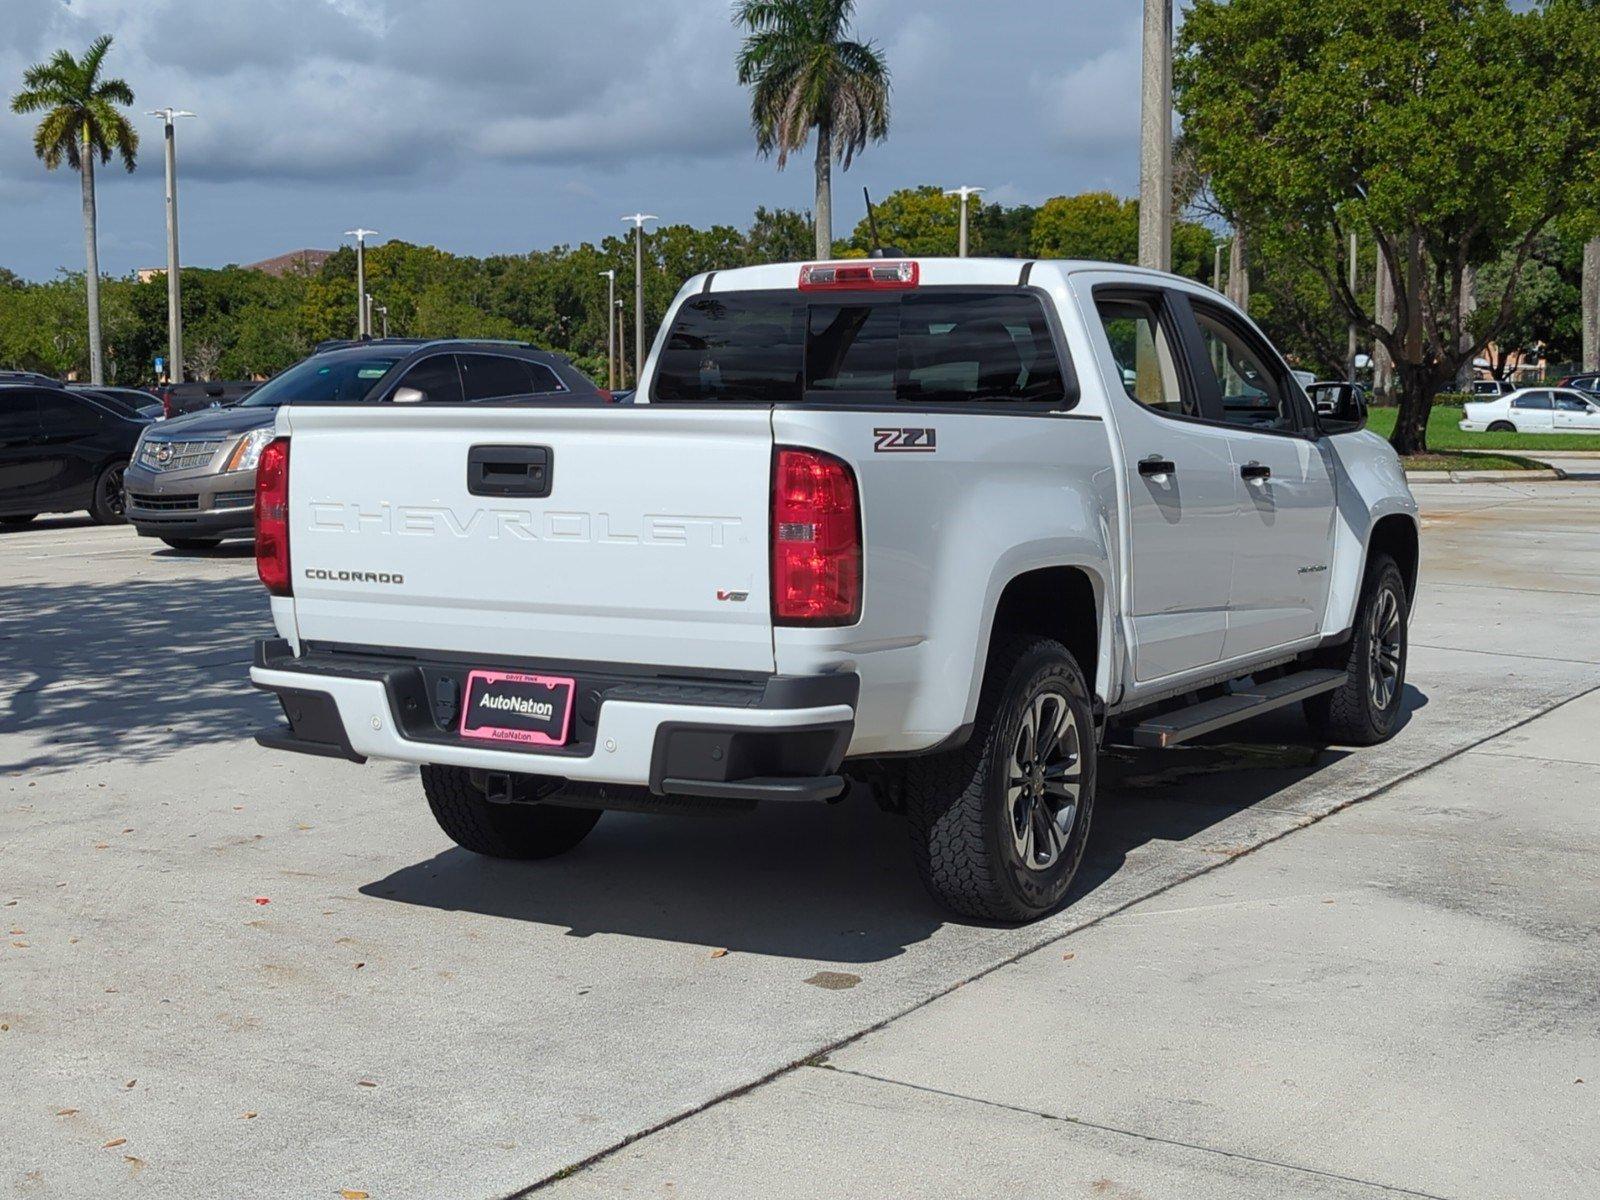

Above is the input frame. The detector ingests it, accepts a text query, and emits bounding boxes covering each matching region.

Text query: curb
[1405,466,1566,484]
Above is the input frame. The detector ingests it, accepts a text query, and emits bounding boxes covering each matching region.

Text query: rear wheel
[88,461,127,525]
[0,514,37,528]
[1305,554,1409,745]
[1487,420,1516,433]
[160,536,223,551]
[906,637,1096,922]
[420,765,602,859]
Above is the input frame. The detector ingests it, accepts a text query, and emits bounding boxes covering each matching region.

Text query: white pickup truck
[249,258,1418,921]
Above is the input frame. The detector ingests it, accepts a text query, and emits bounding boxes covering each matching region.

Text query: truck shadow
[0,574,275,772]
[360,685,1425,963]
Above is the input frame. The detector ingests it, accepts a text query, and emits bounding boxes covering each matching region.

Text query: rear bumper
[249,639,857,804]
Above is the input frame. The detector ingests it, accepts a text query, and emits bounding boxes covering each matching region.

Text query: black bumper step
[1114,668,1347,749]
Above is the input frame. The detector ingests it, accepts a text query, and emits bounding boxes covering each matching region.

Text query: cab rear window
[653,290,1069,407]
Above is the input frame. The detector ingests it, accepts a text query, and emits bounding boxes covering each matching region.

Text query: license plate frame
[458,670,576,747]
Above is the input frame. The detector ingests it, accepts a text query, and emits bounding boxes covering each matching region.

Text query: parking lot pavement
[548,690,1600,1200]
[3,480,1600,1200]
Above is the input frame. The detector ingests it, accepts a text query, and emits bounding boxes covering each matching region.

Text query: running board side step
[1111,668,1347,749]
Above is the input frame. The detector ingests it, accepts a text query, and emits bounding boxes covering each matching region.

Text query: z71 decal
[873,427,938,453]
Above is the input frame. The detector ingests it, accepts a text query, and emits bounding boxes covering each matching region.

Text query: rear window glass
[654,290,1067,406]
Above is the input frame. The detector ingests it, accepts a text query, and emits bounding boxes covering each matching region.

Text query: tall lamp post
[147,107,195,383]
[376,303,389,338]
[344,228,378,336]
[615,298,627,388]
[599,269,617,391]
[622,214,657,384]
[944,186,985,257]
[1137,0,1173,271]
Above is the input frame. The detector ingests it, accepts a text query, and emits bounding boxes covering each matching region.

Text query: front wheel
[1305,554,1409,745]
[1487,420,1516,433]
[421,765,602,859]
[906,637,1097,922]
[88,461,127,525]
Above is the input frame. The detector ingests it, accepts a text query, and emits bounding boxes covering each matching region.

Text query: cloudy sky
[0,0,1151,280]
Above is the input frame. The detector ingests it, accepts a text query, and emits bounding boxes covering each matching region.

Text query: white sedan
[1461,387,1600,434]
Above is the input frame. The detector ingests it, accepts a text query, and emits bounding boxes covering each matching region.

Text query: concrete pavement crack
[816,1064,1456,1200]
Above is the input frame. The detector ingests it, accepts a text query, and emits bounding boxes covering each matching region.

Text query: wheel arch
[1367,512,1419,603]
[977,560,1108,718]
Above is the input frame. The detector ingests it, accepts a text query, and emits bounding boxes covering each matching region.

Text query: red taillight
[255,437,291,596]
[797,260,919,291]
[772,447,861,625]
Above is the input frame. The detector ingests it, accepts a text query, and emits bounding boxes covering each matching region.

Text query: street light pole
[622,214,657,384]
[344,228,377,337]
[147,108,195,383]
[1137,0,1173,272]
[615,298,627,388]
[943,186,985,257]
[376,304,389,338]
[1347,232,1360,384]
[599,269,617,391]
[1213,240,1228,292]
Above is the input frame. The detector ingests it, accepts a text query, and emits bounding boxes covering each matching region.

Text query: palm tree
[11,35,138,385]
[734,1,890,260]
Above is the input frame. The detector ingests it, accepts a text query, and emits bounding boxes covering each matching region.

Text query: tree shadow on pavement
[0,575,275,772]
[361,684,1428,963]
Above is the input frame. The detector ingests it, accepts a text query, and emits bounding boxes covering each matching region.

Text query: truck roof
[699,257,1195,293]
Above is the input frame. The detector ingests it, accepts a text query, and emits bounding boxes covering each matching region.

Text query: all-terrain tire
[420,765,602,859]
[905,636,1097,923]
[1304,553,1409,745]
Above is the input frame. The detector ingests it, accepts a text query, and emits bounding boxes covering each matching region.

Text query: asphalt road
[3,475,1599,1199]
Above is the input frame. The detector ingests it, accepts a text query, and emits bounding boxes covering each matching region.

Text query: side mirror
[1318,387,1367,434]
[392,386,426,404]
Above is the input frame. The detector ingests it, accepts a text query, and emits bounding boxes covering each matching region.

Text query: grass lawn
[1399,451,1547,472]
[1366,405,1600,452]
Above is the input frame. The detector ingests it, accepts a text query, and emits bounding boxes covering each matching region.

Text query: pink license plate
[459,670,576,747]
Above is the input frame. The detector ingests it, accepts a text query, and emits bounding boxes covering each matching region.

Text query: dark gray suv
[125,339,607,549]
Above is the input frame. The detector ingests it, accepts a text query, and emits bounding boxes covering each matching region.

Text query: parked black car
[150,379,256,419]
[0,384,152,526]
[0,370,65,389]
[70,386,165,421]
[126,338,610,548]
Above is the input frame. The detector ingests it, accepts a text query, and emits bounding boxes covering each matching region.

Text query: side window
[525,363,567,394]
[896,293,1065,404]
[460,354,536,402]
[0,391,40,439]
[1190,306,1297,433]
[1554,394,1588,412]
[396,355,464,404]
[37,393,101,435]
[1514,391,1552,411]
[1094,297,1190,417]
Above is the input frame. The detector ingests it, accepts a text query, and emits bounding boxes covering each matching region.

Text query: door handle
[1138,456,1176,478]
[1240,461,1272,482]
[467,444,552,498]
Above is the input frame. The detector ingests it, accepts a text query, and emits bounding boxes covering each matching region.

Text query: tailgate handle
[467,445,552,498]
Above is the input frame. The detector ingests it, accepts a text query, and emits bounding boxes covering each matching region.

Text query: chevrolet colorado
[249,258,1419,921]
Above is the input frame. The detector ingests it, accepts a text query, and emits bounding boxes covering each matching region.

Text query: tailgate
[281,404,776,672]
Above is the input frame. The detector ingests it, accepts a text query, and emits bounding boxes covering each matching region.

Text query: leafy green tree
[746,206,813,262]
[10,35,138,385]
[973,202,1038,259]
[1030,192,1216,281]
[846,185,970,256]
[1177,0,1600,454]
[735,0,890,259]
